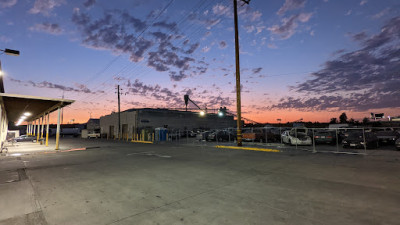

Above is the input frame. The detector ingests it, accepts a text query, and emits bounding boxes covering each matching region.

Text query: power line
[74,0,178,102]
[80,0,223,104]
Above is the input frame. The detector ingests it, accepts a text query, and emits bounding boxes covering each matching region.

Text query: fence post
[312,128,316,153]
[362,128,367,153]
[336,129,339,153]
[251,127,254,143]
[295,127,298,149]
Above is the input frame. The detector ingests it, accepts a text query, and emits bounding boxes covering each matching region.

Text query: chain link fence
[151,126,400,154]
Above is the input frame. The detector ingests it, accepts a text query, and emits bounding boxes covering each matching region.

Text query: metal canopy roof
[0,93,74,122]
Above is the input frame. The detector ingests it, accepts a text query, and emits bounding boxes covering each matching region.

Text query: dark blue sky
[1,0,399,123]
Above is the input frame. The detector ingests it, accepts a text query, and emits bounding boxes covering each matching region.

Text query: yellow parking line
[131,140,153,144]
[215,145,280,152]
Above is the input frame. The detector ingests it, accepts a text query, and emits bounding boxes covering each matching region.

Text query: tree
[362,117,370,124]
[339,112,348,123]
[329,118,337,124]
[348,118,355,124]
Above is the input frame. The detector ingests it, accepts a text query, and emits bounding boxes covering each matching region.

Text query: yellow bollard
[45,132,49,146]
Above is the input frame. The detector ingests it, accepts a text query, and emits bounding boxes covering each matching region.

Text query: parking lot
[1,137,400,225]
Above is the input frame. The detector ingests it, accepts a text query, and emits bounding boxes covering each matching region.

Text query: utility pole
[116,85,121,139]
[233,0,250,146]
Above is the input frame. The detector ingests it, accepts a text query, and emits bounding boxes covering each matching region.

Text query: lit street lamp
[0,48,20,93]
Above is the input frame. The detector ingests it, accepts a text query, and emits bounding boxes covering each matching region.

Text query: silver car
[13,135,37,143]
[281,130,312,146]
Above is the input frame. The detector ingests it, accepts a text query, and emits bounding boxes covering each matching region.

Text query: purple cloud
[29,23,63,35]
[277,0,306,15]
[268,13,312,40]
[29,0,65,16]
[269,16,400,111]
[0,0,17,8]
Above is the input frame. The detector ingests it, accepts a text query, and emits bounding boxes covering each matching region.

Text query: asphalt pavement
[0,137,399,225]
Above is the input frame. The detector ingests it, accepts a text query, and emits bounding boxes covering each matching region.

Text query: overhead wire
[78,0,212,104]
[81,0,224,105]
[73,0,178,102]
[86,0,232,113]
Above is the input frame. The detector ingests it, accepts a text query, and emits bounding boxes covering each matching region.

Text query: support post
[46,113,50,146]
[55,107,61,150]
[33,120,36,136]
[40,114,44,139]
[36,119,40,143]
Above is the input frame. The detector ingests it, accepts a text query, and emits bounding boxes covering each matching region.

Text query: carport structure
[0,93,74,150]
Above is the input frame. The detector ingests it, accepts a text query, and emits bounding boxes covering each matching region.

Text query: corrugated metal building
[100,108,236,139]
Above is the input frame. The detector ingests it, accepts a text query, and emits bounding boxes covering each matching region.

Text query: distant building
[100,108,236,139]
[328,123,350,129]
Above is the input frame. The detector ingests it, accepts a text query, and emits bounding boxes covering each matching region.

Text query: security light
[4,48,20,56]
[199,111,205,116]
[24,112,32,116]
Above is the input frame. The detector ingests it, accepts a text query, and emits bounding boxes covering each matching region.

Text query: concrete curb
[215,145,280,152]
[131,140,153,144]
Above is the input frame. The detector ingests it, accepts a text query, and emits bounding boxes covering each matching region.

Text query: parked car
[395,138,400,150]
[265,128,283,142]
[87,132,100,139]
[314,131,336,144]
[375,130,399,144]
[13,135,37,143]
[207,130,236,142]
[342,132,379,149]
[281,130,312,146]
[242,129,264,142]
[196,131,212,141]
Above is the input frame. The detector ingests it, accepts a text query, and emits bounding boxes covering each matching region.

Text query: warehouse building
[99,108,236,139]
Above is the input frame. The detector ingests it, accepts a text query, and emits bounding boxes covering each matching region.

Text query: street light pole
[233,0,249,146]
[0,60,4,93]
[0,48,20,93]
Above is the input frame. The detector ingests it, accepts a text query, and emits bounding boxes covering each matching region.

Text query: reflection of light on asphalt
[10,153,22,156]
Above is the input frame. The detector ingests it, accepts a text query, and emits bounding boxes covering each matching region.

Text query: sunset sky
[1,0,399,124]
